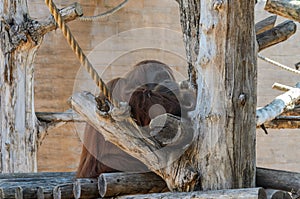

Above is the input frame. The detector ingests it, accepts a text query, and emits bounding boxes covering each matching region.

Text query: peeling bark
[177,0,200,88]
[189,1,257,189]
[0,0,40,172]
[0,1,82,173]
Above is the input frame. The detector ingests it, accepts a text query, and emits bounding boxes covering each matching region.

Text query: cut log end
[266,189,292,199]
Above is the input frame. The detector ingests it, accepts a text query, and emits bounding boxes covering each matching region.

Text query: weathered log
[265,0,300,22]
[0,172,75,180]
[266,189,292,199]
[255,15,277,34]
[0,176,74,186]
[0,173,75,199]
[117,187,267,199]
[257,20,296,51]
[69,91,195,191]
[0,187,19,199]
[98,172,168,198]
[256,167,300,192]
[53,184,74,199]
[256,85,300,126]
[73,178,99,199]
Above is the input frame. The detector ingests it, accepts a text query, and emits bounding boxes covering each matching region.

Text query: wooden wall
[29,0,300,172]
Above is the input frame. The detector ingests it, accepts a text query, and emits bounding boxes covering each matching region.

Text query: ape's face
[96,60,196,127]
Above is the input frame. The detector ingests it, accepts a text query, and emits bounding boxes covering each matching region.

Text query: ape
[76,60,195,178]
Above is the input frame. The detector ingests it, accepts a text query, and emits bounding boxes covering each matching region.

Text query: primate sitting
[76,60,195,178]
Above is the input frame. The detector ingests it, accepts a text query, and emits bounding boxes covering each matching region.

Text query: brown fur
[76,60,194,178]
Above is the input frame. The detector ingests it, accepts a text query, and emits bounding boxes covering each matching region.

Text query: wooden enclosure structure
[0,0,300,198]
[0,167,299,198]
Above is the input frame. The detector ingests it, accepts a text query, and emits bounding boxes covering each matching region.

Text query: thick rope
[258,54,300,75]
[45,0,113,104]
[78,0,129,22]
[44,0,148,134]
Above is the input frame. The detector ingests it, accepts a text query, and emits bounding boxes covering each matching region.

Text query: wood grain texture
[186,0,257,190]
[265,0,300,22]
[73,178,99,199]
[255,15,277,34]
[117,188,267,199]
[0,174,75,199]
[256,167,300,193]
[257,20,296,51]
[98,172,168,197]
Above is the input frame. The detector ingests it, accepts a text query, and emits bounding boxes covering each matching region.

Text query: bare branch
[256,84,300,126]
[36,110,84,123]
[37,3,83,36]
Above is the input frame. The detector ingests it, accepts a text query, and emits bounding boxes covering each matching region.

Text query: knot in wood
[213,0,223,11]
[238,93,246,106]
[199,55,210,66]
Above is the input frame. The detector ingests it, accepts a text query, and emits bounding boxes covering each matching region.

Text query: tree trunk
[178,0,257,190]
[0,0,40,173]
[177,0,200,88]
[0,0,81,173]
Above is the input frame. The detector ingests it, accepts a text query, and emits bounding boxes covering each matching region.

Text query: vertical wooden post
[0,0,40,172]
[178,0,257,190]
